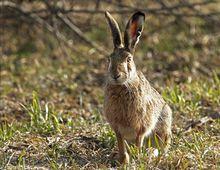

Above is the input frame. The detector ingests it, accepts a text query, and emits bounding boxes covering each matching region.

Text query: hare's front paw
[118,152,130,164]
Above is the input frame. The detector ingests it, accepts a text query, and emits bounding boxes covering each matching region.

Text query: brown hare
[103,11,172,164]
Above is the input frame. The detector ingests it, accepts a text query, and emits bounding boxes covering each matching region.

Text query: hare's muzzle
[112,74,121,80]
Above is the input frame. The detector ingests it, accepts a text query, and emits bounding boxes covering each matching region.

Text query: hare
[103,11,172,164]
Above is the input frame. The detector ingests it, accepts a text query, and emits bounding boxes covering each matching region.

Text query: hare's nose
[113,74,121,80]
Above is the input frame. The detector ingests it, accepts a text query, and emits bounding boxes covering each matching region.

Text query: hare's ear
[124,11,145,52]
[105,11,123,49]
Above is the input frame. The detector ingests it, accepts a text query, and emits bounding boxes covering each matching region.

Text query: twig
[183,112,220,133]
[4,152,15,168]
[0,1,108,56]
[56,13,108,55]
[1,1,219,18]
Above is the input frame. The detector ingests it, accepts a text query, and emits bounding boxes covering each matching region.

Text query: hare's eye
[127,57,131,62]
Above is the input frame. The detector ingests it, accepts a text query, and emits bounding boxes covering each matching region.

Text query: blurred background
[0,0,220,169]
[1,0,219,122]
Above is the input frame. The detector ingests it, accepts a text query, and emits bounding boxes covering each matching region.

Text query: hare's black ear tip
[133,11,145,19]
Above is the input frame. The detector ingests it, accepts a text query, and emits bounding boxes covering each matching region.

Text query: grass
[1,1,220,168]
[20,92,61,135]
[0,73,219,169]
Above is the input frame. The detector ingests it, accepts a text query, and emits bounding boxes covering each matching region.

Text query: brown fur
[103,11,172,164]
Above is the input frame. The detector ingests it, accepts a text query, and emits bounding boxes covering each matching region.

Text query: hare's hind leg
[135,126,147,152]
[154,104,172,152]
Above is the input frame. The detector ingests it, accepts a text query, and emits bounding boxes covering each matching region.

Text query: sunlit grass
[0,74,219,169]
[0,123,15,144]
[20,92,61,135]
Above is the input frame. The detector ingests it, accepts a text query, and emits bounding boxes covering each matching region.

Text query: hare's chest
[104,87,145,126]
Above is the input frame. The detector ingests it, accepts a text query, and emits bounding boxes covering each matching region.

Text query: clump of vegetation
[21,92,61,135]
